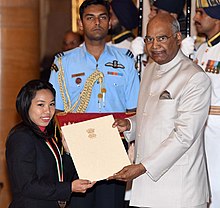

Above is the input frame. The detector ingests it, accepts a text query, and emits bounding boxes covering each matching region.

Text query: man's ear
[78,19,83,31]
[176,32,182,46]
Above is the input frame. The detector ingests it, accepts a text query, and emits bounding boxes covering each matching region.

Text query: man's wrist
[126,119,131,131]
[139,163,147,174]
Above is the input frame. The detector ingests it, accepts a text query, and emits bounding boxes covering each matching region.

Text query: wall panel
[0,1,40,207]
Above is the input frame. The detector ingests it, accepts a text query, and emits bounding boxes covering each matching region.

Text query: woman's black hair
[16,79,56,139]
[79,0,110,20]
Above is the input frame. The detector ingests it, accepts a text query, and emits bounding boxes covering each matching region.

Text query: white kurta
[195,40,220,208]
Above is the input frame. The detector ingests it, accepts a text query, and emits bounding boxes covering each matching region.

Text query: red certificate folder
[55,112,135,128]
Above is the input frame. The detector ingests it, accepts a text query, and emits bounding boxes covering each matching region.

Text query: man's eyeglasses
[144,34,176,44]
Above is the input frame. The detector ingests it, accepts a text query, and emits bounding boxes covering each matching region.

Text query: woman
[6,80,94,208]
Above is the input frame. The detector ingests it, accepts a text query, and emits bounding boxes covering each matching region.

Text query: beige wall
[40,0,72,59]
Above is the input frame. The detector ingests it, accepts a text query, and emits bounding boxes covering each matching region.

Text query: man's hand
[112,118,131,133]
[108,164,146,182]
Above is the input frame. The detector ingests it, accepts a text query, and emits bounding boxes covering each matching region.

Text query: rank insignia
[105,60,125,69]
[50,63,59,72]
[55,52,64,58]
[126,50,134,58]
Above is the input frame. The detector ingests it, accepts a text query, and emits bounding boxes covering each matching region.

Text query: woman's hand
[71,179,96,193]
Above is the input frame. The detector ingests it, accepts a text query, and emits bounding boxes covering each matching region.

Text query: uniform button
[138,133,141,137]
[143,112,147,116]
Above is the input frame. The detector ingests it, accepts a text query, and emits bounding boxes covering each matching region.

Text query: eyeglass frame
[144,33,177,44]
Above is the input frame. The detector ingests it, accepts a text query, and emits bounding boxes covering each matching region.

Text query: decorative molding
[72,0,83,32]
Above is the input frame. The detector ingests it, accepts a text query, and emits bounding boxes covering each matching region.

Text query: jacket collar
[207,32,220,47]
[112,30,134,44]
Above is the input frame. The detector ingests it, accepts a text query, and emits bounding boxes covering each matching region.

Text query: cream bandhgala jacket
[125,51,211,208]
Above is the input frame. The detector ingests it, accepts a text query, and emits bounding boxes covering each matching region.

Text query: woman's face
[28,89,55,127]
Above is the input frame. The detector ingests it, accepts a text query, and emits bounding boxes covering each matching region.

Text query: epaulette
[55,52,65,58]
[126,50,134,59]
[50,63,59,72]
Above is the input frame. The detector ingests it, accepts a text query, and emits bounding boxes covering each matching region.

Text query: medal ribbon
[45,138,63,182]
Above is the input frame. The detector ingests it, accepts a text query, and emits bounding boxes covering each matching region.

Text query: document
[61,115,130,181]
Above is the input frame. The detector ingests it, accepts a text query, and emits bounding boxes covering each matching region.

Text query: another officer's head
[62,31,83,51]
[194,0,220,39]
[149,0,185,20]
[145,13,182,65]
[110,0,138,34]
[78,0,111,42]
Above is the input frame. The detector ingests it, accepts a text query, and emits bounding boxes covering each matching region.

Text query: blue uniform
[49,43,139,113]
[49,43,140,208]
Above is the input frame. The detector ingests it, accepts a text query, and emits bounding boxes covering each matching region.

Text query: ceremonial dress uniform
[49,43,140,208]
[194,32,220,208]
[50,44,139,113]
[125,51,211,208]
[108,30,135,50]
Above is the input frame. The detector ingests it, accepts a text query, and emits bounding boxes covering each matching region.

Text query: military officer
[49,0,139,208]
[108,0,138,49]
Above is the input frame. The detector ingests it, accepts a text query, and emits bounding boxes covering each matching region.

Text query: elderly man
[193,1,220,207]
[109,13,211,208]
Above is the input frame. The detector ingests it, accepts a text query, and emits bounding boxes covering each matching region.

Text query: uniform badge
[205,60,220,74]
[50,63,59,72]
[107,71,123,76]
[72,72,85,77]
[72,72,85,86]
[105,60,125,69]
[75,77,82,85]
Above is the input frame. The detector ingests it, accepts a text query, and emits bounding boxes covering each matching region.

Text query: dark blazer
[6,123,77,208]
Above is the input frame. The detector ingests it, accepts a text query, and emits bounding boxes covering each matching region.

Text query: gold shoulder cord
[57,57,104,113]
[57,57,72,112]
